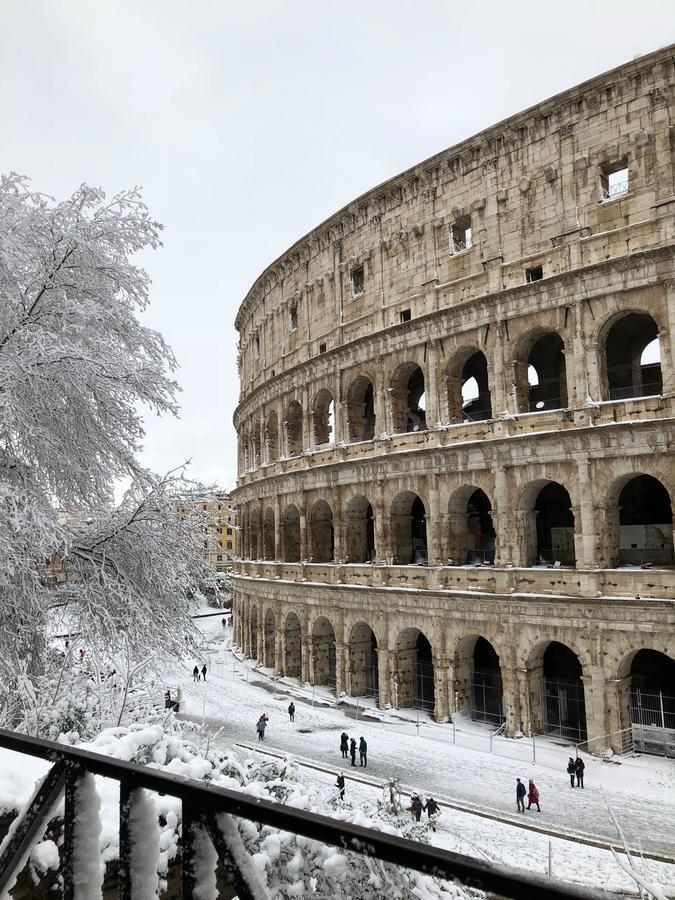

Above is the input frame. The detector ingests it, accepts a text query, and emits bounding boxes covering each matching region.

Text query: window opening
[289,305,298,332]
[351,264,365,296]
[526,265,543,283]
[400,309,411,323]
[600,162,629,202]
[319,342,327,354]
[450,216,472,254]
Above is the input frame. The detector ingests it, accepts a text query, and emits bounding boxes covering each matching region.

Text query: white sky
[2,1,672,490]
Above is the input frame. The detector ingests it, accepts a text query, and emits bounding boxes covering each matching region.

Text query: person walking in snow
[193,665,200,682]
[567,757,576,788]
[423,797,440,831]
[336,772,345,801]
[409,794,423,822]
[256,714,268,741]
[349,737,357,767]
[164,690,172,709]
[516,778,526,813]
[79,649,85,664]
[527,779,541,812]
[575,756,585,789]
[222,617,226,628]
[358,736,367,767]
[201,664,207,682]
[340,732,349,759]
[288,702,295,722]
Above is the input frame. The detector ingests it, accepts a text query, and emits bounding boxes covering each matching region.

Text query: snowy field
[163,608,675,896]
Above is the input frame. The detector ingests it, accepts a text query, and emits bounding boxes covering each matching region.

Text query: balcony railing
[0,728,606,900]
[601,180,629,201]
[608,383,662,401]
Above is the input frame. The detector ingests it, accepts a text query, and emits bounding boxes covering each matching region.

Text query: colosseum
[232,46,675,755]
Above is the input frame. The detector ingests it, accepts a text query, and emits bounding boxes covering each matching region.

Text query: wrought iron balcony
[0,728,609,899]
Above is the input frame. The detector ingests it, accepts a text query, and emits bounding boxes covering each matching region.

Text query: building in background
[180,490,237,573]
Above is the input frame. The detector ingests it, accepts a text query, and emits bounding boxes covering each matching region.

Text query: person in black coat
[409,794,423,822]
[201,664,207,682]
[336,772,345,800]
[575,756,585,789]
[340,732,349,758]
[516,778,526,812]
[349,737,357,767]
[288,702,295,722]
[567,757,576,787]
[423,797,440,830]
[193,666,199,682]
[359,736,367,767]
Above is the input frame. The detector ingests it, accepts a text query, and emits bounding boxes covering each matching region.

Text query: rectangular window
[254,332,260,358]
[217,554,222,562]
[400,309,411,323]
[526,265,543,283]
[450,216,472,254]
[289,305,298,332]
[600,162,629,202]
[227,528,233,536]
[319,342,327,353]
[227,541,232,550]
[351,264,365,296]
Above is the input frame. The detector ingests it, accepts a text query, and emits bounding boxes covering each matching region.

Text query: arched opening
[454,636,505,726]
[391,364,427,433]
[348,622,379,698]
[519,332,568,412]
[541,642,587,741]
[616,475,674,567]
[346,376,376,442]
[533,482,575,566]
[395,628,435,712]
[312,389,334,447]
[447,349,492,423]
[283,612,302,678]
[309,500,334,562]
[345,495,375,563]
[265,411,279,462]
[263,608,275,668]
[627,650,675,756]
[603,312,662,401]
[282,505,301,562]
[285,401,303,457]
[248,506,261,559]
[390,492,427,565]
[312,616,336,689]
[448,488,496,565]
[262,507,275,560]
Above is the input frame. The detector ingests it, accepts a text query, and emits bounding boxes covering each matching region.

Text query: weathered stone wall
[232,46,675,751]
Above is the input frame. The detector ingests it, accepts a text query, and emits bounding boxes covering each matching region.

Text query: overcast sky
[2,2,672,490]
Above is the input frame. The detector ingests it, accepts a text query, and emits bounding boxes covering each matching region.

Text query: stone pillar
[428,475,442,565]
[335,640,347,695]
[663,280,675,396]
[586,342,602,402]
[299,500,308,561]
[425,341,440,427]
[384,386,395,436]
[500,666,522,737]
[577,459,598,568]
[493,466,511,565]
[605,676,632,751]
[446,511,467,565]
[372,374,386,438]
[516,667,532,734]
[432,653,450,721]
[301,635,311,684]
[582,667,609,751]
[274,622,284,674]
[373,484,390,563]
[333,486,345,564]
[274,497,282,561]
[377,647,391,707]
[492,322,510,416]
[389,653,401,709]
[526,662,545,733]
[301,387,310,451]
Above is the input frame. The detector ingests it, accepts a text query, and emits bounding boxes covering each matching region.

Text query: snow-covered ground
[162,609,675,896]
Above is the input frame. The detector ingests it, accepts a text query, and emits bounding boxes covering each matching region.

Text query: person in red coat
[527,779,541,812]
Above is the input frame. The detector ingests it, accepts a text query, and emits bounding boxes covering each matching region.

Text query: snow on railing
[0,727,608,900]
[600,180,629,201]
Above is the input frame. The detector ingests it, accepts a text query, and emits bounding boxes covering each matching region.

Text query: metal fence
[630,689,675,758]
[543,678,587,742]
[471,670,506,726]
[0,728,607,900]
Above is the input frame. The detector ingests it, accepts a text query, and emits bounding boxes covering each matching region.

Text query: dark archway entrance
[543,642,587,742]
[524,332,568,411]
[534,482,575,565]
[283,612,301,678]
[395,629,435,713]
[346,496,375,563]
[617,475,674,566]
[349,622,379,699]
[629,650,675,757]
[312,617,336,689]
[471,638,505,725]
[604,312,662,400]
[391,492,427,565]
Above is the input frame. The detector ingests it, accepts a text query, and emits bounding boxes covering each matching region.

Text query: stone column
[492,322,510,416]
[335,639,347,695]
[516,667,532,734]
[576,459,598,568]
[500,666,522,737]
[274,497,282,561]
[299,499,308,561]
[301,387,310,451]
[301,635,311,684]
[605,676,632,751]
[582,667,609,752]
[274,622,284,674]
[446,511,467,565]
[377,647,391,707]
[663,280,675,396]
[425,341,440,427]
[585,342,602,402]
[276,399,285,457]
[493,465,511,565]
[333,486,345,564]
[428,475,442,565]
[257,605,264,664]
[373,483,390,563]
[432,653,450,721]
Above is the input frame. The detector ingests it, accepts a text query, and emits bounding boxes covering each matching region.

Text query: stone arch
[447,485,496,565]
[453,635,505,725]
[345,494,375,563]
[514,329,568,413]
[607,472,674,567]
[285,400,303,457]
[312,615,337,688]
[599,310,662,401]
[615,648,675,755]
[445,346,492,423]
[265,410,279,462]
[345,374,376,442]
[312,388,334,447]
[262,507,275,560]
[518,479,576,566]
[309,499,334,562]
[283,611,302,678]
[390,491,427,565]
[526,640,587,741]
[394,627,435,712]
[390,362,426,433]
[282,504,301,562]
[348,621,379,698]
[263,607,275,668]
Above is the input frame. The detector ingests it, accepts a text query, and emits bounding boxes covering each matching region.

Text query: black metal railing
[0,728,609,900]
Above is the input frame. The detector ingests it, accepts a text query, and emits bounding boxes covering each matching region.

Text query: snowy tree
[0,174,215,729]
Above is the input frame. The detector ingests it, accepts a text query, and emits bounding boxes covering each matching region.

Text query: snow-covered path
[172,613,675,865]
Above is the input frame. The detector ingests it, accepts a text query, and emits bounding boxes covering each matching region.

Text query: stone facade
[232,47,675,752]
